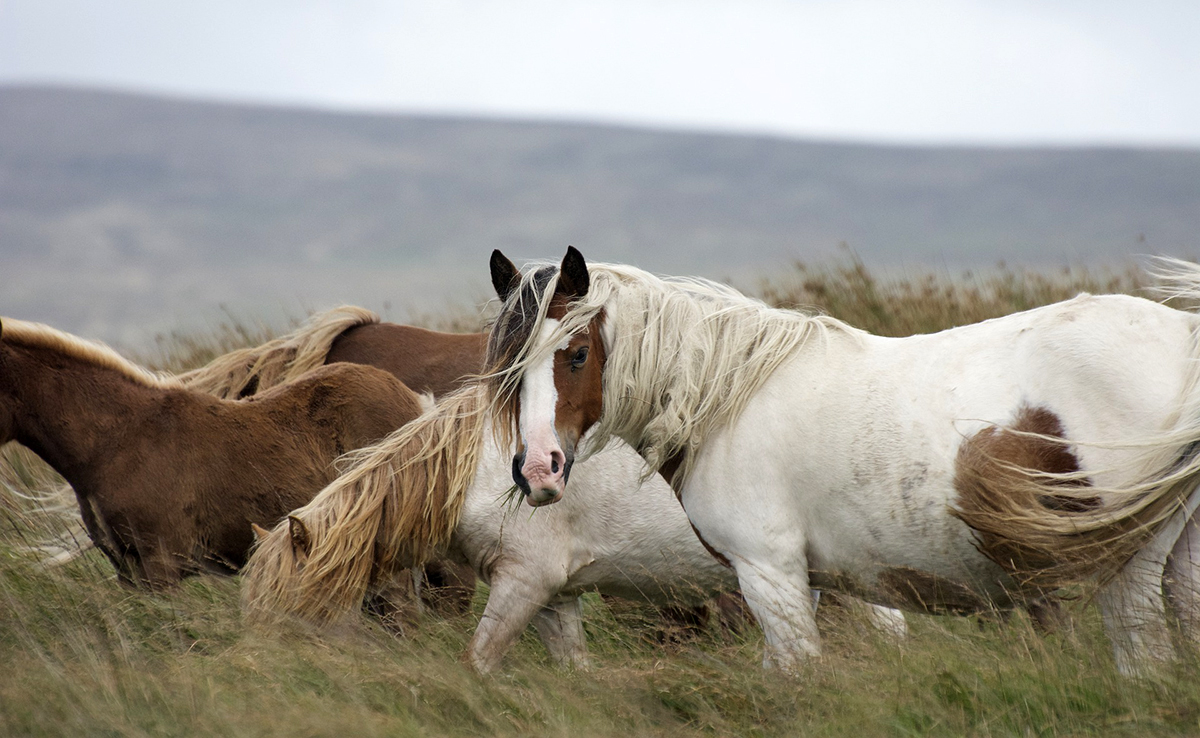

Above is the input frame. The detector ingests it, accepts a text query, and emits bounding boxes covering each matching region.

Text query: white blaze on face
[519,318,569,498]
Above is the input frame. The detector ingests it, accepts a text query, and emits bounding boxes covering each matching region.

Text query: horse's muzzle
[512,449,573,506]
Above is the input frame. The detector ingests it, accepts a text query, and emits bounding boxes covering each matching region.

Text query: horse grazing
[178,305,486,400]
[485,247,1200,675]
[176,305,485,608]
[240,383,908,672]
[0,316,425,587]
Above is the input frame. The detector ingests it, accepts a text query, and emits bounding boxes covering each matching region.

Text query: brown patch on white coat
[952,403,1102,590]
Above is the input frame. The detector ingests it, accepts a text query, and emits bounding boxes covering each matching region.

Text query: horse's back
[888,293,1199,446]
[248,362,426,448]
[326,323,485,398]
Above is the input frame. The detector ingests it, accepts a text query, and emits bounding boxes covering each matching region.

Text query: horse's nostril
[551,457,560,474]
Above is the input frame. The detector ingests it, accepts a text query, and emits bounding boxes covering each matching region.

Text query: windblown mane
[178,305,379,398]
[1,318,179,388]
[486,262,850,484]
[241,383,487,625]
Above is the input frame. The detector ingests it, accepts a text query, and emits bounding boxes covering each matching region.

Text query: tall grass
[756,252,1145,337]
[3,259,1199,737]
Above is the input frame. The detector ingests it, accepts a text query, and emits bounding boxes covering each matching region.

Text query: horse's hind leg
[1164,509,1200,644]
[848,599,908,639]
[465,573,556,673]
[1097,506,1187,676]
[419,559,477,617]
[136,545,187,588]
[365,568,422,634]
[531,594,590,669]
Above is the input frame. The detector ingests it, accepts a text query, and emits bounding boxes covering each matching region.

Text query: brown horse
[175,305,483,608]
[0,316,425,588]
[179,305,486,400]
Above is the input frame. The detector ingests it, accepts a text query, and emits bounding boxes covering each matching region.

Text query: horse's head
[488,247,606,506]
[240,514,315,621]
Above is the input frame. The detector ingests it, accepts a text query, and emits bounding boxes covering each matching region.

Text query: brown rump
[112,363,423,587]
[169,309,485,608]
[327,322,486,398]
[176,304,485,402]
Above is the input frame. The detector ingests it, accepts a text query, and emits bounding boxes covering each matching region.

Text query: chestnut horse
[176,306,485,607]
[178,305,485,401]
[486,248,1200,676]
[0,316,425,587]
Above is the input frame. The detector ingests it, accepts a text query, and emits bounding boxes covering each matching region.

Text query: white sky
[1,0,1198,145]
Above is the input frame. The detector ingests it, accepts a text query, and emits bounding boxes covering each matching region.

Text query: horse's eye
[571,346,589,369]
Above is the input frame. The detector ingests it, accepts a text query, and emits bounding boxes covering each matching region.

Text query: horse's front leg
[465,571,557,673]
[734,555,822,671]
[531,594,590,669]
[682,475,819,669]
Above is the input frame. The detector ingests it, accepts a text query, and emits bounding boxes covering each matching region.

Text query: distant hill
[1,85,1198,347]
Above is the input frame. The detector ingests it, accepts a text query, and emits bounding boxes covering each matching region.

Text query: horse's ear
[250,522,271,542]
[490,250,521,302]
[287,515,311,556]
[556,245,590,300]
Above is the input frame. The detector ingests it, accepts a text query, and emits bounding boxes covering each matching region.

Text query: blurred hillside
[1,85,1197,347]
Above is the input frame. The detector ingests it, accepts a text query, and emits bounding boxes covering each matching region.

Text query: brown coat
[0,318,423,587]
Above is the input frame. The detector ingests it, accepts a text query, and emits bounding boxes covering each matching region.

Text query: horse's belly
[561,541,737,604]
[807,529,1015,613]
[799,436,1025,601]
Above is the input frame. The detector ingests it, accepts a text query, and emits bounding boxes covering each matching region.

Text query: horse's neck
[8,343,160,486]
[601,287,823,475]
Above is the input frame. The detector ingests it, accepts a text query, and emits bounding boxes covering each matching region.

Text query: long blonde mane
[1,318,179,388]
[178,305,379,398]
[241,384,487,625]
[487,262,850,484]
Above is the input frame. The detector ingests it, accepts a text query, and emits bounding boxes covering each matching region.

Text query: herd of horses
[8,248,1200,677]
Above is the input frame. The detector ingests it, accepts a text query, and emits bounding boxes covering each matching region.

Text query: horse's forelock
[485,265,561,446]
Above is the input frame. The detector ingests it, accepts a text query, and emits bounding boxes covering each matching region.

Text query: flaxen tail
[178,305,379,398]
[240,384,486,625]
[955,262,1200,590]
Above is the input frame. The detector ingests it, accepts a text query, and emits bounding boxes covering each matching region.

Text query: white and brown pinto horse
[486,247,1200,675]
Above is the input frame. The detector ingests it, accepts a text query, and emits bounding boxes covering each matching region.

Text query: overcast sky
[2,0,1198,146]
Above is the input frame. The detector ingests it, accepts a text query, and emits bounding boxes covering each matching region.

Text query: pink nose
[521,447,567,495]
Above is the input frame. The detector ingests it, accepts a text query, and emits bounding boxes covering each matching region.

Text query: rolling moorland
[9,261,1200,737]
[1,85,1198,348]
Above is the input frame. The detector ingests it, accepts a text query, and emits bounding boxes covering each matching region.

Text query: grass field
[7,258,1200,737]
